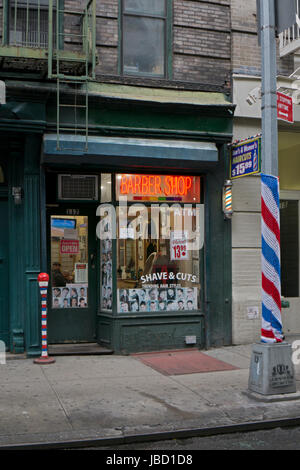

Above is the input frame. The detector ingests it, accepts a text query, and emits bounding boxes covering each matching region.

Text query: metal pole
[248,0,297,398]
[259,0,283,343]
[260,0,278,176]
[34,273,55,364]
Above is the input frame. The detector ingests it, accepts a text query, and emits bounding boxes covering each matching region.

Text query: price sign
[231,136,261,179]
[170,231,189,261]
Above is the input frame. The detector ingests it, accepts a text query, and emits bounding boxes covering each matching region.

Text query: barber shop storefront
[42,114,233,355]
[46,170,204,351]
[0,88,234,356]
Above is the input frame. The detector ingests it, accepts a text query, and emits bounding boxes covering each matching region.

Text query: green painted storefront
[0,82,233,356]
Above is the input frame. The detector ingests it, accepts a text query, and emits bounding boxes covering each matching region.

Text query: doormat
[132,349,239,376]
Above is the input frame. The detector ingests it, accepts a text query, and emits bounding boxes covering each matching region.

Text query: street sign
[277,92,294,123]
[230,136,261,179]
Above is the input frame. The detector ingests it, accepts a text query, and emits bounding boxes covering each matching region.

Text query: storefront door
[0,198,9,345]
[280,192,300,335]
[47,206,98,343]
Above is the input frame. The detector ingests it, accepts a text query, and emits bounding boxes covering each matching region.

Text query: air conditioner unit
[58,174,98,201]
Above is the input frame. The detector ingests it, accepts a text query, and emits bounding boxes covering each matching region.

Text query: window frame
[119,0,173,80]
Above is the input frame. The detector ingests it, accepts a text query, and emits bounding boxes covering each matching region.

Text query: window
[116,206,202,313]
[114,174,203,314]
[100,173,112,203]
[8,0,56,48]
[121,0,171,78]
[100,238,113,312]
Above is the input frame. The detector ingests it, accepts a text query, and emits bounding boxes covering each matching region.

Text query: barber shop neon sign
[117,174,201,202]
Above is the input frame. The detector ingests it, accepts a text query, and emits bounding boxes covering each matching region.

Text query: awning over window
[42,134,219,169]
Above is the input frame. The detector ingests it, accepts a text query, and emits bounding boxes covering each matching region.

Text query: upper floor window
[8,0,56,48]
[121,0,171,78]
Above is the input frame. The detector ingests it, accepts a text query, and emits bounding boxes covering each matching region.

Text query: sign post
[248,0,297,398]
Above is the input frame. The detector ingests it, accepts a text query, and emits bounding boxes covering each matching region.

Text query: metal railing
[3,0,96,71]
[4,0,55,48]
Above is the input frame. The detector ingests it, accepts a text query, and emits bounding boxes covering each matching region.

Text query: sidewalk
[1,337,300,448]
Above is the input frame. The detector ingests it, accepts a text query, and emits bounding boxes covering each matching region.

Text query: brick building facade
[0,0,235,355]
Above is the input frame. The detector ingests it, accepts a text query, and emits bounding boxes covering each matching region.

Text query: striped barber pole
[40,281,48,357]
[34,273,55,364]
[253,151,258,172]
[224,186,232,213]
[261,174,283,343]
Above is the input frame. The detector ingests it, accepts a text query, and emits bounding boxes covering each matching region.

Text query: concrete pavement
[1,336,300,448]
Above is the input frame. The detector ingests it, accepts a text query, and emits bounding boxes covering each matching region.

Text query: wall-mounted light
[12,187,22,205]
[223,180,233,219]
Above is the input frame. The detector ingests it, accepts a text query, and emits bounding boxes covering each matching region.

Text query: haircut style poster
[52,284,88,309]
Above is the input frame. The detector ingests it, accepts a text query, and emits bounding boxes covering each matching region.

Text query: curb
[2,416,300,450]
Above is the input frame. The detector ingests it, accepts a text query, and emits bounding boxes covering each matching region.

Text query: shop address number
[66,209,80,215]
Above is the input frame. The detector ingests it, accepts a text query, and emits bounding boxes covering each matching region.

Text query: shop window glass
[50,215,88,309]
[100,238,113,311]
[115,174,203,314]
[101,173,112,203]
[280,200,299,297]
[116,206,202,313]
[98,202,113,311]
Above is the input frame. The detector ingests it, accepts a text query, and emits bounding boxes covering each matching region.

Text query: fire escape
[0,0,97,150]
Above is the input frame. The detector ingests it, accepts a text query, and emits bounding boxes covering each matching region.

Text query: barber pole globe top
[38,273,49,283]
[38,273,49,295]
[261,174,283,343]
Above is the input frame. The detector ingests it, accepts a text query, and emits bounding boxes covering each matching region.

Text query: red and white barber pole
[261,174,283,343]
[34,273,55,364]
